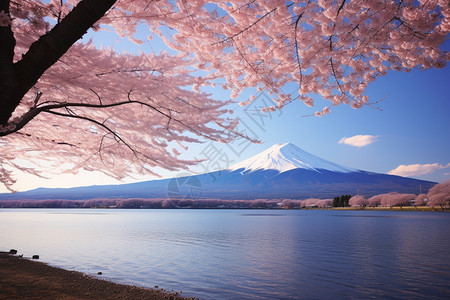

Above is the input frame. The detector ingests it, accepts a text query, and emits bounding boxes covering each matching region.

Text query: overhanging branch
[1,95,221,143]
[43,109,159,165]
[0,0,117,125]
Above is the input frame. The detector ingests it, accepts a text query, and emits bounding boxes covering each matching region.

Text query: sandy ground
[0,252,192,300]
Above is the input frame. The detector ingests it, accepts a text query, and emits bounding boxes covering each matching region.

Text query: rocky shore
[0,252,191,299]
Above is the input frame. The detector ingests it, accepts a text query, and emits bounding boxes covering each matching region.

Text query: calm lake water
[1,209,449,299]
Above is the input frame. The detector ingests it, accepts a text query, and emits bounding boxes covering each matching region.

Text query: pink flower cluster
[0,10,11,27]
[0,1,449,190]
[350,181,450,208]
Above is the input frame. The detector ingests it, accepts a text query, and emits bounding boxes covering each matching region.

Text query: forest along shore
[0,252,191,300]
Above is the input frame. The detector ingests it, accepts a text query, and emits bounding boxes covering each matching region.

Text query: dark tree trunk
[0,0,117,126]
[0,0,17,126]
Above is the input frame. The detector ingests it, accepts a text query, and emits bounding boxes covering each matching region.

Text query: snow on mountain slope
[228,143,357,173]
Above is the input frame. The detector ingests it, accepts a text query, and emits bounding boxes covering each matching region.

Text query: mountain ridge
[0,143,436,200]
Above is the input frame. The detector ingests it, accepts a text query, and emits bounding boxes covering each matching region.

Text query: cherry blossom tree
[427,180,450,209]
[379,192,397,207]
[315,199,333,208]
[281,199,302,208]
[349,195,368,207]
[379,192,415,208]
[300,198,332,208]
[300,198,320,207]
[414,193,428,206]
[390,193,415,208]
[0,0,449,190]
[367,194,382,207]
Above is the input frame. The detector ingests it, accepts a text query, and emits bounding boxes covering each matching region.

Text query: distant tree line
[0,180,448,209]
[0,198,332,209]
[348,180,450,210]
[332,195,352,207]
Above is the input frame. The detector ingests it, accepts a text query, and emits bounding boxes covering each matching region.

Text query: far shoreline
[0,206,448,212]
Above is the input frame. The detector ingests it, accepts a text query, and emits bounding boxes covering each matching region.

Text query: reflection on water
[240,213,285,217]
[0,209,449,299]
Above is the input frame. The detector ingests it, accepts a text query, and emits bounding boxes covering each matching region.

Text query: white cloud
[338,135,378,147]
[388,163,450,177]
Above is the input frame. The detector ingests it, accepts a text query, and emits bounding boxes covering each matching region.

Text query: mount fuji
[0,143,436,201]
[229,143,357,174]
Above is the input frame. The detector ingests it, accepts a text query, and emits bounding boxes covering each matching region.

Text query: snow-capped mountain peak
[228,143,357,173]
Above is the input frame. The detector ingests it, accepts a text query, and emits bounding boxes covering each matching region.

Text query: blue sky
[2,22,449,193]
[234,65,450,183]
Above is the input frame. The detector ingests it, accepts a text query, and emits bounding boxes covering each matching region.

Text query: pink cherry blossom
[0,0,449,190]
[0,10,11,27]
[427,180,450,208]
[349,195,368,207]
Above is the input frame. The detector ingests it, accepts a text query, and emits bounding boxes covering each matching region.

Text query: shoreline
[0,252,192,299]
[323,206,448,212]
[0,206,447,211]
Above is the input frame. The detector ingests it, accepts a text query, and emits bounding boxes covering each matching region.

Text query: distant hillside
[0,143,435,202]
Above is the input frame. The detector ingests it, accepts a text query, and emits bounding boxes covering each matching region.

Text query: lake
[0,209,449,299]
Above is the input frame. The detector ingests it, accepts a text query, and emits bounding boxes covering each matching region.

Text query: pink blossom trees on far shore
[349,195,368,207]
[1,181,449,209]
[414,194,428,206]
[342,181,450,209]
[0,1,449,190]
[386,193,416,208]
[280,199,302,209]
[300,198,320,208]
[316,199,333,208]
[426,180,450,209]
[300,198,332,208]
[375,192,416,208]
[367,194,382,207]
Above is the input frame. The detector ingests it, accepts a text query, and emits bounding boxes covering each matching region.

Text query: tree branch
[43,109,159,165]
[293,12,304,89]
[1,96,220,143]
[336,0,346,17]
[329,57,352,101]
[0,0,117,125]
[213,7,277,45]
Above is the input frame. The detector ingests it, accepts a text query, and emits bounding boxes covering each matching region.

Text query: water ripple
[0,209,449,299]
